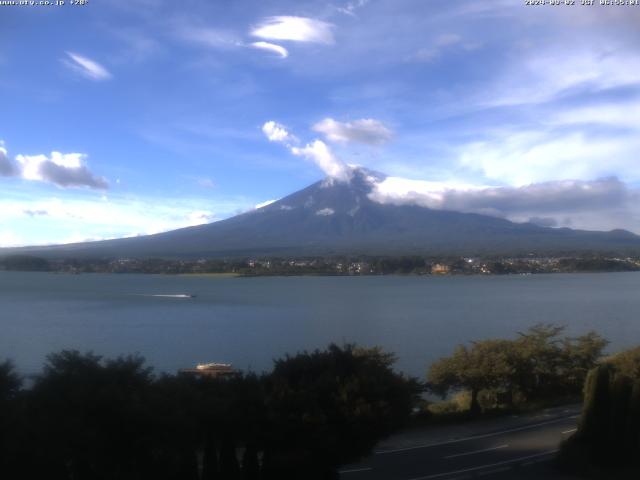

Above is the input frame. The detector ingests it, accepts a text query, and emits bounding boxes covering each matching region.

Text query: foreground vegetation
[427,324,607,416]
[558,347,640,477]
[0,345,419,480]
[1,327,635,479]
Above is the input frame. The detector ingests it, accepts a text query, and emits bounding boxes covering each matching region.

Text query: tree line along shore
[1,253,640,275]
[1,324,639,479]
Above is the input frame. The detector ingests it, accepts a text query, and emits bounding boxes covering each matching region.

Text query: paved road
[339,404,582,480]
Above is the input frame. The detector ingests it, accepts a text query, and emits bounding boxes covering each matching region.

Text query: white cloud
[291,140,352,183]
[487,49,640,108]
[59,232,118,245]
[262,120,296,144]
[175,25,242,49]
[15,151,109,189]
[312,118,392,145]
[369,176,626,213]
[196,177,215,188]
[549,101,640,129]
[0,193,247,246]
[251,16,335,44]
[367,175,640,233]
[0,230,22,248]
[435,33,462,47]
[0,142,18,177]
[261,120,355,182]
[250,41,288,58]
[407,33,465,63]
[255,199,277,209]
[64,52,112,81]
[315,207,335,216]
[186,210,216,225]
[458,130,640,186]
[336,0,370,17]
[368,176,488,210]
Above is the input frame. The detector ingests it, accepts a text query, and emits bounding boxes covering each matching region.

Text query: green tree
[511,324,565,400]
[428,325,608,413]
[428,339,516,415]
[26,350,159,480]
[263,344,420,479]
[0,360,21,404]
[607,346,640,379]
[560,331,609,392]
[577,365,612,463]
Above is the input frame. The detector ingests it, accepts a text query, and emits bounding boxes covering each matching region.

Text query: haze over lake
[2,271,639,378]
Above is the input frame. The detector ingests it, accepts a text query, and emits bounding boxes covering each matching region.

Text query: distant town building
[431,263,451,275]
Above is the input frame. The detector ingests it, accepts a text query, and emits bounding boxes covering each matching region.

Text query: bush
[0,345,420,480]
[559,347,640,474]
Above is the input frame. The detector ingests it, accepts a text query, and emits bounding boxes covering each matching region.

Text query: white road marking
[562,428,577,434]
[478,466,511,476]
[375,416,578,454]
[406,449,559,480]
[339,467,372,474]
[444,444,509,459]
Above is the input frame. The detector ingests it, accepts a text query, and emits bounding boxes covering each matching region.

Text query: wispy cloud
[549,100,640,129]
[458,129,640,187]
[22,209,49,217]
[186,210,216,225]
[312,118,392,145]
[63,52,112,81]
[486,49,640,108]
[250,41,288,58]
[335,0,370,17]
[406,33,476,63]
[174,21,292,59]
[196,177,215,189]
[0,192,246,247]
[251,16,335,45]
[174,25,242,49]
[108,27,163,64]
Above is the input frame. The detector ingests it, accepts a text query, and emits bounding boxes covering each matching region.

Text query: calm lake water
[1,271,639,378]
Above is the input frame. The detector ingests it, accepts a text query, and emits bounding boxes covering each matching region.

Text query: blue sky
[2,0,640,246]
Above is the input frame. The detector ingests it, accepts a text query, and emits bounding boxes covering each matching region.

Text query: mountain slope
[4,168,640,259]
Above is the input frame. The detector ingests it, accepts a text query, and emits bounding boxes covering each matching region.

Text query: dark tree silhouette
[263,344,421,479]
[560,346,640,475]
[0,360,22,476]
[0,344,417,479]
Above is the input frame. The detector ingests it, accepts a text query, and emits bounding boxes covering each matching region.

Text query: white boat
[180,362,236,377]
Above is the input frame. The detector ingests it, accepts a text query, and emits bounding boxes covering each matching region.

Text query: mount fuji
[4,167,640,259]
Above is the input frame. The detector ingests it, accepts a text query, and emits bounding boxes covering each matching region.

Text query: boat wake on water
[132,294,196,299]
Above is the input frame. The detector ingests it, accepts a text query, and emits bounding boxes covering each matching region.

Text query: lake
[1,271,639,379]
